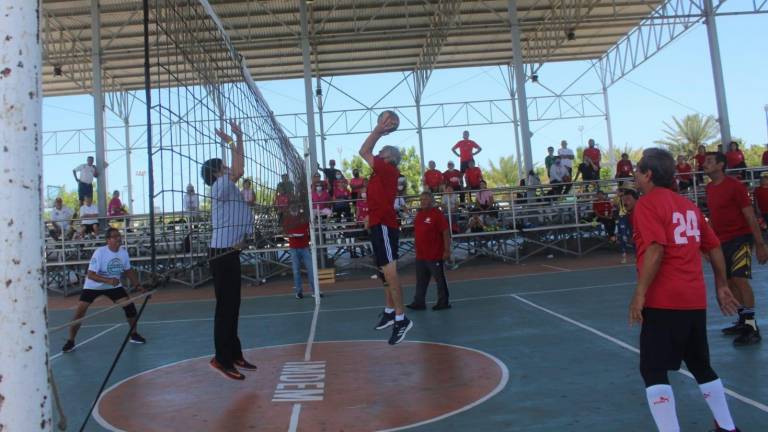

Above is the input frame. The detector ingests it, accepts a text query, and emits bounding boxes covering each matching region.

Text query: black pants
[412,259,450,306]
[209,248,243,368]
[598,217,616,237]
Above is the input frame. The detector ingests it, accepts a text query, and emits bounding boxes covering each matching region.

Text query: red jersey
[726,150,745,168]
[676,163,693,182]
[592,200,613,218]
[755,186,768,214]
[443,169,463,188]
[108,197,124,216]
[424,169,444,189]
[465,167,483,188]
[706,176,752,242]
[311,190,331,210]
[583,147,601,167]
[286,223,310,249]
[414,207,448,260]
[349,177,366,193]
[616,160,633,177]
[452,139,480,162]
[333,179,350,199]
[367,156,399,228]
[356,199,369,222]
[694,153,706,171]
[762,151,768,166]
[633,187,720,309]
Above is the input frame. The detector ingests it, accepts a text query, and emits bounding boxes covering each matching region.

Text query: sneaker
[129,333,147,344]
[388,317,413,345]
[405,303,426,311]
[234,358,258,371]
[374,310,395,330]
[710,422,741,432]
[721,321,746,335]
[295,292,304,299]
[432,303,452,311]
[209,358,245,381]
[733,326,761,346]
[62,340,75,353]
[311,292,324,298]
[620,253,627,264]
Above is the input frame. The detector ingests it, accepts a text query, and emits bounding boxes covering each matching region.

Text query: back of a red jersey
[633,187,720,309]
[706,176,752,242]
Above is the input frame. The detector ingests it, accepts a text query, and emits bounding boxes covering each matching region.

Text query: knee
[687,362,718,384]
[123,303,138,319]
[640,366,669,387]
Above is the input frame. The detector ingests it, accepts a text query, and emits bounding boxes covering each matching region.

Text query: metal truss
[413,0,462,99]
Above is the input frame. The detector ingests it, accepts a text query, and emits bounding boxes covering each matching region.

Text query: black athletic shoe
[374,311,395,330]
[129,333,147,344]
[406,303,426,311]
[210,358,245,381]
[234,358,258,371]
[432,303,452,311]
[733,326,761,346]
[295,292,304,299]
[710,422,741,432]
[388,317,413,345]
[721,322,746,335]
[62,340,75,353]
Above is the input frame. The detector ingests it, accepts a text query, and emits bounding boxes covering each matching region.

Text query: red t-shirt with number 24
[632,187,720,310]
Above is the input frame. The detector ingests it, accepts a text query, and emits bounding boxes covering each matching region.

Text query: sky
[41,12,768,213]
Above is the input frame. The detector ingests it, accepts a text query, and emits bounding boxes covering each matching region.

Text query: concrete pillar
[299,0,318,171]
[703,0,731,146]
[508,0,534,173]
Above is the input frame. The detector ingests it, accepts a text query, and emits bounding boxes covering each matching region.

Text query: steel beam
[508,0,534,173]
[704,0,731,146]
[92,0,108,221]
[299,0,318,171]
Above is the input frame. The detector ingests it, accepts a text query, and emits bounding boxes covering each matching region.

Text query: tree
[484,156,521,188]
[340,146,422,195]
[654,114,719,156]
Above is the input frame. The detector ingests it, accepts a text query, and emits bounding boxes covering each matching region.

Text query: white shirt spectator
[549,163,569,182]
[241,188,255,204]
[80,203,98,225]
[442,192,458,211]
[75,164,97,184]
[184,192,200,213]
[210,176,253,248]
[558,147,574,169]
[83,246,131,290]
[51,206,73,231]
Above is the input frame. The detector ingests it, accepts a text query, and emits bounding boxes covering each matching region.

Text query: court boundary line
[511,294,768,414]
[50,324,122,361]
[290,297,321,432]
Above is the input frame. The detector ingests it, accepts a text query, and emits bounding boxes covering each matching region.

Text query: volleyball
[377,110,400,134]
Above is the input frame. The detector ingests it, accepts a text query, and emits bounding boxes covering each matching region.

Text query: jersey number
[672,211,701,244]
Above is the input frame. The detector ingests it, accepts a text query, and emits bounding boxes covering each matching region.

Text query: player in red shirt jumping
[630,148,741,432]
[359,112,413,345]
[423,160,444,193]
[451,130,482,173]
[704,151,768,346]
[407,192,452,311]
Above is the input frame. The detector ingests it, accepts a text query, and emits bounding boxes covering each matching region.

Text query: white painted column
[602,84,616,169]
[124,118,134,212]
[0,0,52,430]
[508,0,534,173]
[91,0,108,220]
[703,0,731,146]
[299,0,318,171]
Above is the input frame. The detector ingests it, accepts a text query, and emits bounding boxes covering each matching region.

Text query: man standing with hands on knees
[629,148,741,432]
[360,111,414,345]
[407,192,451,311]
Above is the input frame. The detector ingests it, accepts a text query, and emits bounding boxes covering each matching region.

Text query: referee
[630,148,741,432]
[201,120,257,381]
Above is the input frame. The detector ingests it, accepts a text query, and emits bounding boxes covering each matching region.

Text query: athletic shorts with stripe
[721,234,752,279]
[369,224,399,267]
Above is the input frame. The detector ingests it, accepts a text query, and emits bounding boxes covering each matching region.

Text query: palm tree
[484,156,521,188]
[654,114,719,156]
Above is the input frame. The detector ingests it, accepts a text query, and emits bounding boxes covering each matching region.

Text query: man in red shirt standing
[407,192,451,311]
[725,141,746,179]
[704,152,768,345]
[630,148,741,432]
[615,153,634,179]
[583,138,601,169]
[675,155,693,191]
[423,160,444,193]
[693,145,707,186]
[451,130,482,173]
[283,204,314,299]
[359,113,413,345]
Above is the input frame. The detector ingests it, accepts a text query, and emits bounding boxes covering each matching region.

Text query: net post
[304,138,322,304]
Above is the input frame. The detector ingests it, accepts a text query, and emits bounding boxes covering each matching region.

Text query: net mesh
[144,0,308,267]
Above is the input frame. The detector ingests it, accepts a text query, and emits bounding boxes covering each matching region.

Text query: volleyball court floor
[48,255,768,431]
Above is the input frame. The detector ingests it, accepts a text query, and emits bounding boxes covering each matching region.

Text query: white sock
[384,307,395,314]
[395,314,404,321]
[699,379,736,431]
[645,384,679,432]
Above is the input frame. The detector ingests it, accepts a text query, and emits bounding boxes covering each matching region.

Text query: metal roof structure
[39,0,716,97]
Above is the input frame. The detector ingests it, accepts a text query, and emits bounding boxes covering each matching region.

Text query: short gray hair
[380,145,402,166]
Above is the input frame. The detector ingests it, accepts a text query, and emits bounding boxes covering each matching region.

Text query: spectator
[754,174,768,225]
[575,154,600,190]
[693,145,707,186]
[349,168,366,202]
[592,190,616,242]
[311,181,332,217]
[441,184,458,212]
[617,183,639,263]
[725,141,746,178]
[108,190,127,217]
[184,184,200,213]
[407,192,451,311]
[276,173,294,197]
[283,204,314,299]
[557,140,575,176]
[548,157,570,197]
[476,180,494,212]
[311,173,328,191]
[443,161,465,204]
[762,144,768,167]
[583,138,601,169]
[72,156,102,205]
[423,160,444,193]
[464,160,483,192]
[451,130,482,173]
[526,170,541,202]
[321,159,343,196]
[241,178,256,205]
[356,187,370,226]
[616,153,634,179]
[467,213,484,233]
[394,175,409,220]
[675,155,693,191]
[717,143,724,154]
[79,195,99,238]
[332,176,352,220]
[544,146,557,174]
[49,197,74,240]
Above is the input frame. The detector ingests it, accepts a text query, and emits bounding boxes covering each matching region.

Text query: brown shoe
[210,358,245,380]
[234,358,258,371]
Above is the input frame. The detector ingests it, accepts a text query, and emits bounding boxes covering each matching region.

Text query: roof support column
[315,76,327,168]
[602,83,616,169]
[507,64,524,180]
[299,0,318,171]
[0,1,52,430]
[91,0,108,221]
[703,0,731,146]
[124,117,134,212]
[415,95,426,182]
[508,0,534,174]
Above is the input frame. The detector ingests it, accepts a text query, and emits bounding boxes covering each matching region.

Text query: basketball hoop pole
[304,138,322,305]
[0,1,52,430]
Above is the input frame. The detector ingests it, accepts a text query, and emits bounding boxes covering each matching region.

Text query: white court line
[290,288,322,432]
[511,295,768,414]
[50,324,122,361]
[541,264,570,272]
[288,403,302,432]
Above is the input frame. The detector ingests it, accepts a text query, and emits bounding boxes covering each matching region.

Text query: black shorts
[369,224,399,267]
[79,287,129,304]
[722,234,752,279]
[82,223,98,234]
[460,159,474,173]
[640,308,711,372]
